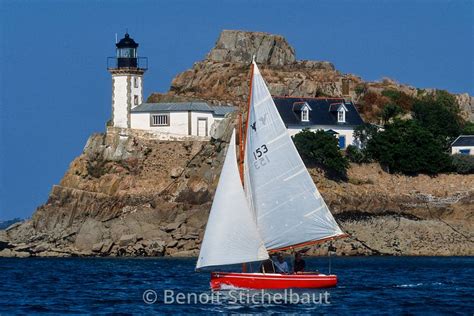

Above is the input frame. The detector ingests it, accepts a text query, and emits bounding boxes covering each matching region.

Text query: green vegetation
[293,129,349,179]
[381,89,415,111]
[381,103,404,123]
[345,145,367,164]
[462,122,474,135]
[412,90,462,141]
[451,154,474,174]
[354,84,366,95]
[366,120,451,175]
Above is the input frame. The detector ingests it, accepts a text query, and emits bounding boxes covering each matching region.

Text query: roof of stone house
[273,97,364,127]
[131,102,237,115]
[451,135,474,147]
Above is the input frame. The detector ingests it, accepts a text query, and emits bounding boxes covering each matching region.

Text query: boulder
[119,234,137,247]
[0,249,14,257]
[170,167,184,178]
[207,30,296,66]
[92,242,104,252]
[164,222,181,232]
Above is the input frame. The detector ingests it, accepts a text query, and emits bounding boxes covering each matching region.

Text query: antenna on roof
[115,33,118,44]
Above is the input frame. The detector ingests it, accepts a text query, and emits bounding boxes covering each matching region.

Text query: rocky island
[1,30,473,258]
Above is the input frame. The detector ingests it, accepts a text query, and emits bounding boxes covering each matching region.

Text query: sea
[1,256,472,314]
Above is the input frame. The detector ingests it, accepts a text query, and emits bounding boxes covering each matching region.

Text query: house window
[301,109,309,122]
[459,149,471,155]
[133,95,138,105]
[134,77,138,88]
[338,110,345,123]
[150,114,169,126]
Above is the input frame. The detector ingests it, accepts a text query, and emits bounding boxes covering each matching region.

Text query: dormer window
[301,108,309,122]
[293,101,312,122]
[330,102,348,123]
[338,110,345,123]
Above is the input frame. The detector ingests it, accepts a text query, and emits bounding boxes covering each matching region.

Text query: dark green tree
[292,129,349,179]
[412,90,462,141]
[367,120,451,175]
[381,103,404,123]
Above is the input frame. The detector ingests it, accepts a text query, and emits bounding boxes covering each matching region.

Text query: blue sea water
[1,257,473,314]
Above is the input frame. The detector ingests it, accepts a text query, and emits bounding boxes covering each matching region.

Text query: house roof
[273,97,364,127]
[131,102,237,116]
[212,105,238,116]
[452,135,474,147]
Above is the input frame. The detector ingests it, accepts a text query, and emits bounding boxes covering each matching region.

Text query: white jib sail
[244,62,345,251]
[196,129,268,269]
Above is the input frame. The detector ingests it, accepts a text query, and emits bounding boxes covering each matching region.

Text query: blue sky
[0,0,473,220]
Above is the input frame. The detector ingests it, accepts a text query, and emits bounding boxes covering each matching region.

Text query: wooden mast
[239,59,255,273]
[239,60,254,182]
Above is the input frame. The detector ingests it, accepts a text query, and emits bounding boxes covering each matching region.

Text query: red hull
[210,272,337,290]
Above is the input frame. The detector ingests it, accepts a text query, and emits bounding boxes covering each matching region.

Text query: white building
[130,102,236,137]
[107,33,236,139]
[451,135,474,155]
[273,97,365,149]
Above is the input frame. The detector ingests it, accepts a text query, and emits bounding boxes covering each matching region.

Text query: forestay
[196,130,268,269]
[244,62,345,251]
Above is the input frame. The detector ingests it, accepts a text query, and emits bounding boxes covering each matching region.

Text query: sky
[0,0,473,220]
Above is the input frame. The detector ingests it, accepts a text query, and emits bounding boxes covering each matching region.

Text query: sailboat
[196,60,347,290]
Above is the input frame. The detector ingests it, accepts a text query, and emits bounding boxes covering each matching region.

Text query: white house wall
[287,125,357,148]
[130,112,187,135]
[112,75,129,128]
[452,146,474,155]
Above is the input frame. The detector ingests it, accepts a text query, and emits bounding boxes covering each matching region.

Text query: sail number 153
[252,144,270,169]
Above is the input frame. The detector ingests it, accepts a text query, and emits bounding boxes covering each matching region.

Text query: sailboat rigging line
[328,249,332,274]
[268,233,350,253]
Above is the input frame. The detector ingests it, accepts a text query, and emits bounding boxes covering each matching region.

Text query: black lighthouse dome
[116,33,139,49]
[116,33,139,68]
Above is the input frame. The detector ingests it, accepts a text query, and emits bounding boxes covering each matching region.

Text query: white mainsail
[196,130,269,269]
[244,61,345,251]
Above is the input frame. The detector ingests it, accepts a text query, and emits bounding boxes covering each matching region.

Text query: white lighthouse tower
[108,33,147,128]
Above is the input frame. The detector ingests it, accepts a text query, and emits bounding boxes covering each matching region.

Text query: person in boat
[259,258,275,273]
[273,253,290,274]
[293,252,306,273]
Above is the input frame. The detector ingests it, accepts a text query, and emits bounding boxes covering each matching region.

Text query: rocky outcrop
[1,117,235,258]
[2,122,473,257]
[208,30,296,66]
[150,30,473,122]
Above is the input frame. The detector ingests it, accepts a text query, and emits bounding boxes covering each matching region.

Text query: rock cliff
[150,30,474,122]
[1,116,472,258]
[1,30,473,258]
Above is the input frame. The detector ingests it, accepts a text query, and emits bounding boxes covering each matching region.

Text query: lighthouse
[108,33,147,128]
